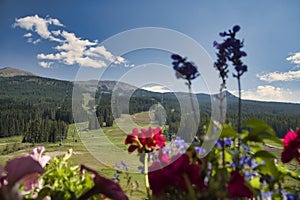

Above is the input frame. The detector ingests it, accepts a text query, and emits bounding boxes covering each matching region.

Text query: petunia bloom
[18,146,51,193]
[78,165,128,200]
[149,154,205,196]
[227,170,253,198]
[281,128,300,164]
[124,127,166,153]
[0,156,44,200]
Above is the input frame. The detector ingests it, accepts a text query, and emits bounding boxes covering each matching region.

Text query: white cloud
[142,85,171,93]
[32,39,41,44]
[287,52,300,65]
[39,61,53,68]
[14,14,63,40]
[51,30,61,36]
[257,70,300,82]
[229,85,300,103]
[14,15,128,68]
[24,32,32,37]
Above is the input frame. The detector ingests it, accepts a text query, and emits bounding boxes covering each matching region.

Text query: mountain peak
[0,67,37,77]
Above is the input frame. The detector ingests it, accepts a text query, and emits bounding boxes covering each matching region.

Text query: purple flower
[138,166,144,174]
[121,161,128,171]
[78,165,128,200]
[214,25,247,83]
[0,155,45,200]
[194,146,206,155]
[114,163,121,168]
[171,54,200,85]
[233,25,240,33]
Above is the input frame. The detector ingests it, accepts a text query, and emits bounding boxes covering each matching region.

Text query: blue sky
[0,0,300,103]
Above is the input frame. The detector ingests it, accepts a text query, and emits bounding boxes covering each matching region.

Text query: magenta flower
[281,128,300,164]
[227,170,253,198]
[124,127,166,153]
[149,154,205,196]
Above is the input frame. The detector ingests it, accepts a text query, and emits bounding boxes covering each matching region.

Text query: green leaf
[220,124,237,138]
[249,177,261,189]
[271,193,282,200]
[224,151,233,163]
[243,119,282,145]
[253,150,280,179]
[253,150,276,159]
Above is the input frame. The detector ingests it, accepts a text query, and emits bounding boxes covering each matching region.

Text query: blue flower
[216,138,233,149]
[250,159,258,168]
[241,143,250,151]
[224,138,233,146]
[138,166,144,174]
[260,191,273,199]
[244,171,251,180]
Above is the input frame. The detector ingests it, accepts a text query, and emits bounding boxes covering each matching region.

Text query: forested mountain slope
[0,67,299,139]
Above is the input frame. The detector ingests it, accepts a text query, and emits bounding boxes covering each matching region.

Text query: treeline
[0,102,71,143]
[22,118,68,143]
[0,76,79,143]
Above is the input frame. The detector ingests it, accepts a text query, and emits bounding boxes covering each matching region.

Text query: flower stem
[237,76,242,165]
[144,153,150,198]
[218,86,226,169]
[188,83,200,136]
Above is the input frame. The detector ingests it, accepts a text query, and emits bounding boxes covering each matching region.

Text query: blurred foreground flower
[149,154,205,196]
[0,148,45,200]
[281,128,300,164]
[227,170,253,198]
[78,165,128,200]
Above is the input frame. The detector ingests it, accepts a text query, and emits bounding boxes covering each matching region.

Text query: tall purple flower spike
[214,25,247,84]
[171,54,200,85]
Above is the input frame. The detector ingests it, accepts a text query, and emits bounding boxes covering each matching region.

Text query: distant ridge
[0,67,37,77]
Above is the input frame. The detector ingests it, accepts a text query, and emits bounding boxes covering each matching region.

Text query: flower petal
[227,170,253,198]
[5,156,44,189]
[128,145,139,153]
[78,165,128,200]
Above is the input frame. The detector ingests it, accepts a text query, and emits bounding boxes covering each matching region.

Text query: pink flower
[124,127,166,153]
[227,170,253,198]
[281,128,300,164]
[30,146,51,167]
[19,146,51,192]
